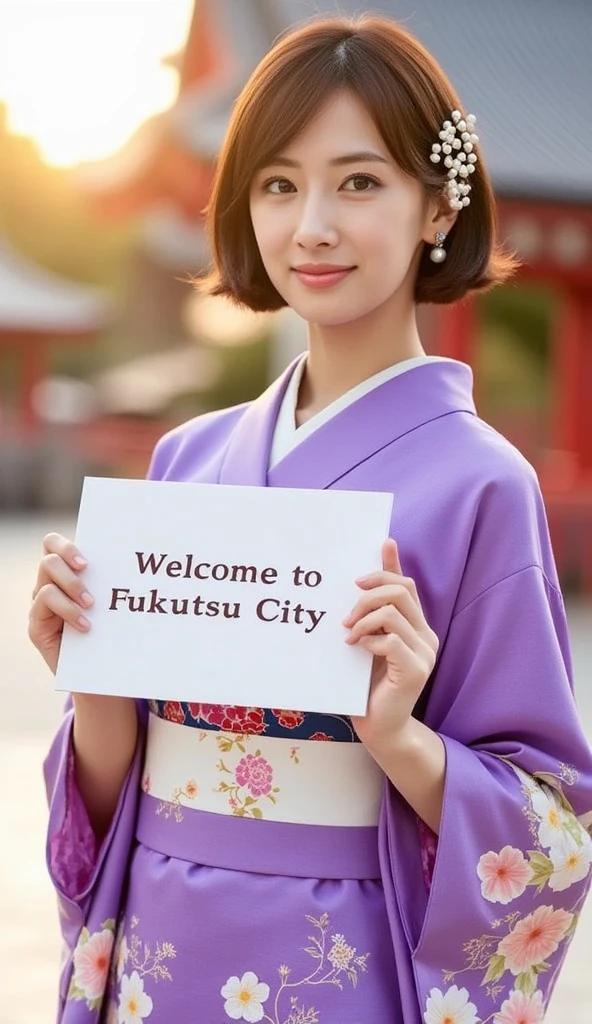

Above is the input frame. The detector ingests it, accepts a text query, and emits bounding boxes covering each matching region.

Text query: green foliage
[481,284,554,363]
[169,333,271,419]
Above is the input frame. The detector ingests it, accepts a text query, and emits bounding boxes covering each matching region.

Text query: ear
[421,195,458,246]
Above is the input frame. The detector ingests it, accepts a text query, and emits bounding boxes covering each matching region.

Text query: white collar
[269,354,454,468]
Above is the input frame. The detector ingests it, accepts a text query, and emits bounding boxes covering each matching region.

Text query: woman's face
[249,90,442,328]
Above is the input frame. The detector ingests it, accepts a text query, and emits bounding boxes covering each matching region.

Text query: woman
[31,15,592,1024]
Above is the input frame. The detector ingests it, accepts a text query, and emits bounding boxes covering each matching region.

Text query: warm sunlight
[0,0,195,167]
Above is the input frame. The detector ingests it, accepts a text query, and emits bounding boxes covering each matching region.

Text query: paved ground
[1,515,591,1023]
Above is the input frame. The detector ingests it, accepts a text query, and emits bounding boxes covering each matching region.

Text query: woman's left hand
[345,539,439,752]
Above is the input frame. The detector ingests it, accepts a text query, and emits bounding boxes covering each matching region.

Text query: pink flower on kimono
[477,846,532,904]
[72,927,114,1001]
[163,701,185,725]
[235,754,273,797]
[271,708,305,729]
[424,984,479,1024]
[496,904,573,975]
[494,988,545,1024]
[199,704,267,735]
[309,731,334,741]
[221,971,270,1022]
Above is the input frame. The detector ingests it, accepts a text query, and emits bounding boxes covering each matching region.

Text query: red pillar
[551,288,585,467]
[577,291,592,472]
[18,333,47,438]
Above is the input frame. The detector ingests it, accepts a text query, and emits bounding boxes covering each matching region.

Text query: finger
[34,552,93,610]
[382,538,402,575]
[42,533,87,569]
[346,604,422,650]
[358,630,416,667]
[345,584,425,632]
[355,570,420,606]
[30,583,92,633]
[358,632,436,677]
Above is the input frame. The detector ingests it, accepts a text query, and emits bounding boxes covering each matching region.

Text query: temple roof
[0,236,110,333]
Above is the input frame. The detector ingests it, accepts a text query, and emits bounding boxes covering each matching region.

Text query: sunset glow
[0,0,194,166]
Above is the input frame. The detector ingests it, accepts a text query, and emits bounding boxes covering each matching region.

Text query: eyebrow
[261,150,390,169]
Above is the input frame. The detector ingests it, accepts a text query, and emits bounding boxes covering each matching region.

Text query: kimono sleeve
[379,565,592,1023]
[43,701,146,1011]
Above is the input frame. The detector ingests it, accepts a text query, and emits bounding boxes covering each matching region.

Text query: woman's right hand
[28,532,94,675]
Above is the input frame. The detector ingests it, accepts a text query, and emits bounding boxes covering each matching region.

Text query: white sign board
[56,477,393,715]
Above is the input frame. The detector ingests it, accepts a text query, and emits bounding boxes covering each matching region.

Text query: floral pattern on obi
[425,762,592,1023]
[143,717,385,827]
[148,700,359,742]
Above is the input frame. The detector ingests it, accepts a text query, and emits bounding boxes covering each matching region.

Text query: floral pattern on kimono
[423,762,592,1023]
[220,913,369,1022]
[102,915,175,1023]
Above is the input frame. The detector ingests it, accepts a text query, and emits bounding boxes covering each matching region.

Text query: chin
[290,298,383,329]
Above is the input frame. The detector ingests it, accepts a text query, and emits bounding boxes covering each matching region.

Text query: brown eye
[264,177,295,194]
[342,174,380,192]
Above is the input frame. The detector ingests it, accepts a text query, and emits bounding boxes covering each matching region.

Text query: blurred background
[0,1,590,1022]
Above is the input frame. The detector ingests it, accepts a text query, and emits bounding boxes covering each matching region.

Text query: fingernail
[73,555,87,567]
[76,615,91,629]
[80,592,94,608]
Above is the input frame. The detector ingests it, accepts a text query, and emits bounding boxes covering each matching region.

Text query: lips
[293,264,354,275]
[292,265,355,289]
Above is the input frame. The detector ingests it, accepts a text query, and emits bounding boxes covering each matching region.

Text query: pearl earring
[430,232,447,264]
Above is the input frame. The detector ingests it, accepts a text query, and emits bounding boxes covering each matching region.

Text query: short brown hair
[200,16,517,309]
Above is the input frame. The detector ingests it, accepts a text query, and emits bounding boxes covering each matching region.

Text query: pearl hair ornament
[430,110,479,211]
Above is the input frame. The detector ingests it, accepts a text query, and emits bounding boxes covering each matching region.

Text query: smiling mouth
[292,266,356,288]
[293,264,355,273]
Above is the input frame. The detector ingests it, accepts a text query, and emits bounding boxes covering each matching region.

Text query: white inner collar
[269,354,453,469]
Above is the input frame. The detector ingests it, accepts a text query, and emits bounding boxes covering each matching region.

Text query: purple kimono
[44,359,592,1024]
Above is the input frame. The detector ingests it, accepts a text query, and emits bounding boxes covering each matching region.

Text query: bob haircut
[201,16,517,309]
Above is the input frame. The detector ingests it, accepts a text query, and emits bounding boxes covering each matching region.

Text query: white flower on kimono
[494,988,545,1024]
[116,935,129,981]
[72,927,114,1001]
[423,985,479,1024]
[476,846,532,904]
[221,971,270,1022]
[118,971,153,1024]
[530,785,573,852]
[548,840,592,892]
[496,904,573,975]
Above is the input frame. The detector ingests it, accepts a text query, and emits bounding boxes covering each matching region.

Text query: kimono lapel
[268,361,477,490]
[217,356,302,486]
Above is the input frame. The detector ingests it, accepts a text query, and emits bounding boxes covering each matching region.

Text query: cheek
[250,205,286,252]
[353,201,422,259]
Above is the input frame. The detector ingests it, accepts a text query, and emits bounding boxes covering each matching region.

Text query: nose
[293,193,339,249]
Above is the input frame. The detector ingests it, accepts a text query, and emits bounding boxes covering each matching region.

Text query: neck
[297,299,424,423]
